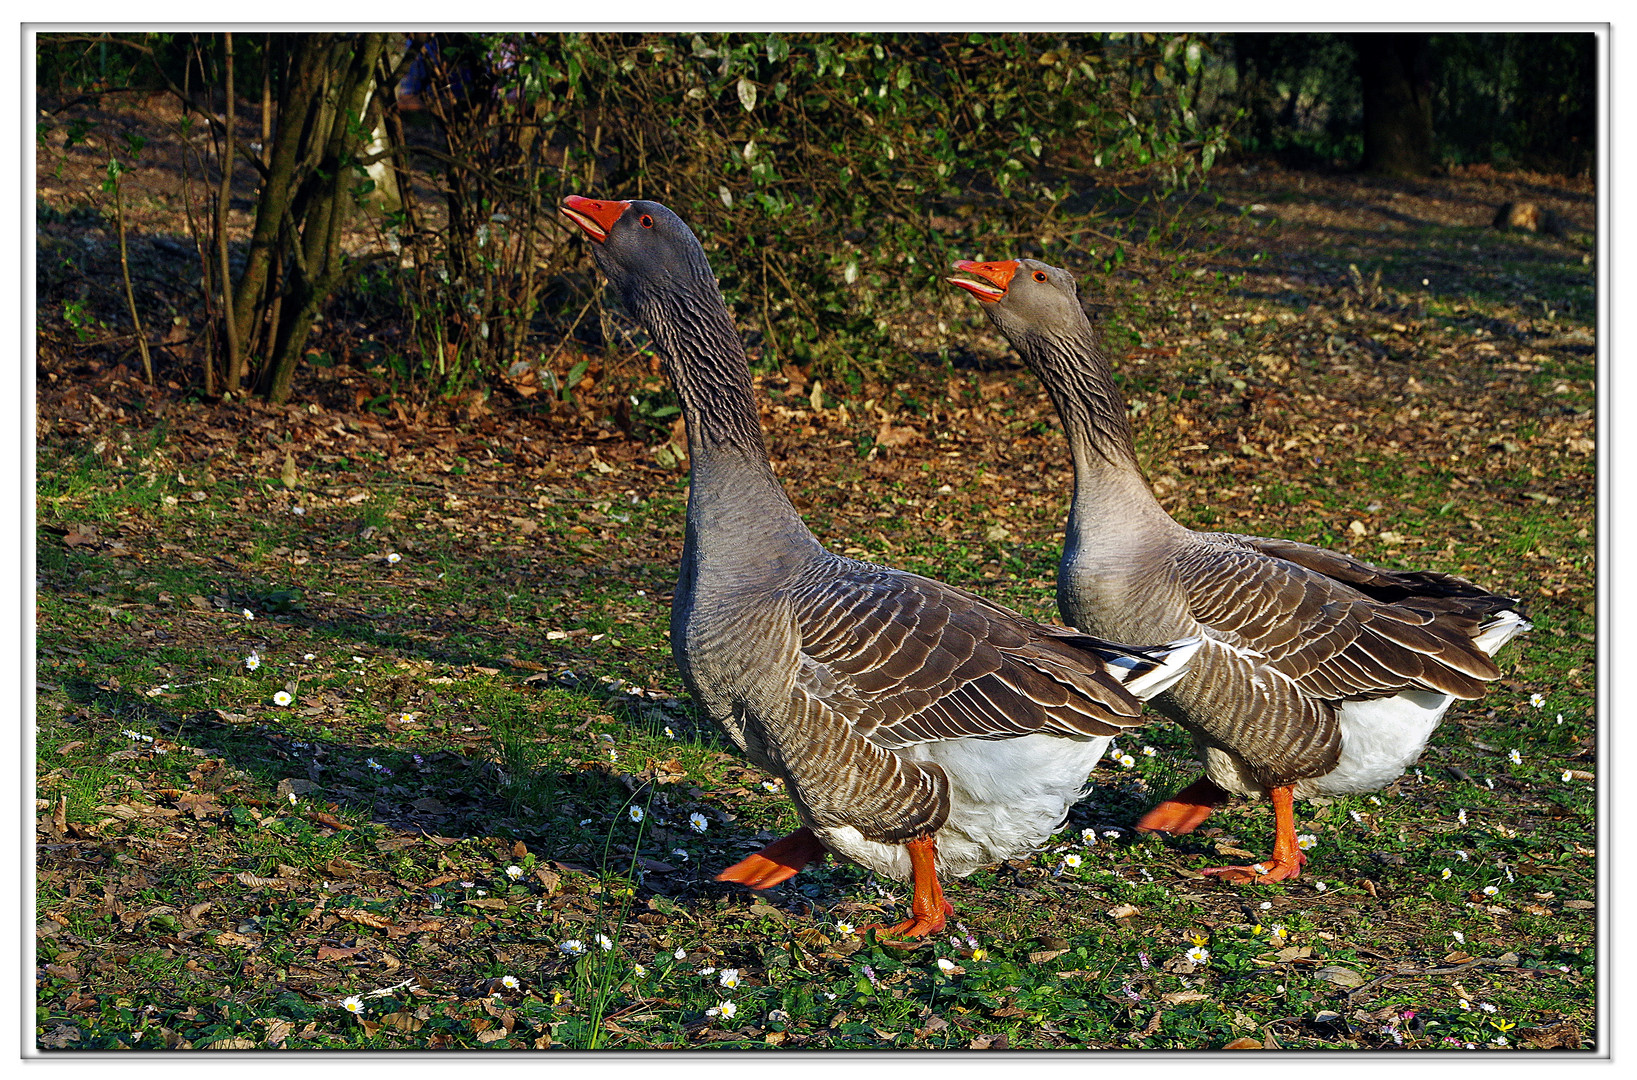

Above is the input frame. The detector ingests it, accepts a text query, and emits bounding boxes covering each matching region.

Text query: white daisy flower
[501,975,520,990]
[1186,946,1210,963]
[1062,853,1083,868]
[719,968,740,988]
[387,552,402,564]
[1508,748,1522,765]
[689,812,709,833]
[341,996,365,1015]
[1296,833,1318,851]
[560,939,586,956]
[1529,693,1545,708]
[628,806,645,822]
[273,690,293,706]
[596,934,614,951]
[936,958,957,974]
[245,652,261,671]
[505,865,524,880]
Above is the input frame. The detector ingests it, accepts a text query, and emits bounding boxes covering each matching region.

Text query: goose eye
[1033,270,1048,282]
[639,214,655,229]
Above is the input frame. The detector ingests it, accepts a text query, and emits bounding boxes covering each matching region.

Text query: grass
[34,164,1597,1051]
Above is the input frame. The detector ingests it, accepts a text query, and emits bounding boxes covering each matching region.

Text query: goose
[947,257,1530,882]
[559,196,1201,936]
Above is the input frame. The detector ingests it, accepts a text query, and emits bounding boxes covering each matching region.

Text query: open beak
[560,195,630,243]
[946,259,1019,302]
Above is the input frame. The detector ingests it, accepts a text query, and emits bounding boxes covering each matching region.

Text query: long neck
[635,284,817,576]
[1012,323,1175,533]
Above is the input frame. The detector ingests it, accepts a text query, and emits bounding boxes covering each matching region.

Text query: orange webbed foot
[1198,850,1306,884]
[1136,775,1230,836]
[862,899,953,941]
[715,826,826,890]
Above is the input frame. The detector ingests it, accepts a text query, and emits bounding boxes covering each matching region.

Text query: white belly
[1204,608,1530,800]
[817,732,1113,882]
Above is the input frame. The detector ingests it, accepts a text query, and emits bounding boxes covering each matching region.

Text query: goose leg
[1198,785,1306,883]
[1136,775,1229,836]
[864,837,953,939]
[715,826,827,890]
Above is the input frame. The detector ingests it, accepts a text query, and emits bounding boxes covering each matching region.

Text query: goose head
[947,258,1091,351]
[560,195,720,319]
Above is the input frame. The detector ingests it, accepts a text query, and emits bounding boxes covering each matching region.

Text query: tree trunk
[1356,32,1435,177]
[256,32,390,405]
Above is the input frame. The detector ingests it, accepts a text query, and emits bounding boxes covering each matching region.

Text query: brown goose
[559,197,1201,936]
[948,257,1530,882]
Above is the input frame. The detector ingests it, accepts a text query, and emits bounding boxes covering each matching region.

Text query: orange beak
[560,195,631,243]
[946,259,1019,302]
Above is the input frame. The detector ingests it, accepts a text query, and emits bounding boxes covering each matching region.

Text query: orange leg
[1199,784,1306,884]
[715,826,827,890]
[863,837,953,940]
[1137,775,1229,836]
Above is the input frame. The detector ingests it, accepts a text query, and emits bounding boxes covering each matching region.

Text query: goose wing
[1180,533,1516,702]
[787,560,1184,750]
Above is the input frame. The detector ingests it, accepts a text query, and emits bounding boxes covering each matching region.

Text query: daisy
[1080,827,1097,845]
[1296,833,1317,851]
[628,806,645,823]
[1529,693,1545,709]
[273,690,293,706]
[341,996,365,1015]
[709,1001,738,1020]
[560,939,586,956]
[1562,769,1574,782]
[936,958,957,975]
[1508,749,1522,765]
[835,922,855,936]
[1441,867,1452,880]
[719,969,740,989]
[1141,746,1157,757]
[505,865,524,880]
[664,726,676,739]
[1457,808,1468,825]
[1186,945,1210,964]
[674,947,688,960]
[501,975,520,990]
[387,552,402,565]
[633,964,647,977]
[1451,931,1465,944]
[689,812,709,833]
[1062,853,1083,869]
[245,652,261,671]
[761,780,781,793]
[1314,882,1328,893]
[243,609,255,620]
[597,935,614,951]
[1483,885,1499,897]
[1117,753,1136,768]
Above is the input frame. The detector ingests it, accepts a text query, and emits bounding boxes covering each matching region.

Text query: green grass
[35,169,1596,1051]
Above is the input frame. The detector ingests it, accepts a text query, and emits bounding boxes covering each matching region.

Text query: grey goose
[560,197,1200,936]
[948,257,1529,883]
